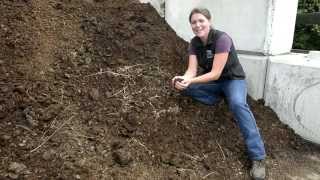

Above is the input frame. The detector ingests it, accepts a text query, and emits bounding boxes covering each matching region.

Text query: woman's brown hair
[189,8,211,23]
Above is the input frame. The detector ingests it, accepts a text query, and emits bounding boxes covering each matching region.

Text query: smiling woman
[171,7,267,180]
[189,8,212,43]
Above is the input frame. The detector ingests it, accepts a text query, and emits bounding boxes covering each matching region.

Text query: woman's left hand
[176,79,192,90]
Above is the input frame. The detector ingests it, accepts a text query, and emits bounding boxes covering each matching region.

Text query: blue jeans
[182,79,266,160]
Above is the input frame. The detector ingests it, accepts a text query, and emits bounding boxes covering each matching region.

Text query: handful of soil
[173,78,184,89]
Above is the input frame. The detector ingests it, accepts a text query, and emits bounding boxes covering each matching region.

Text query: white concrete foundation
[238,54,268,100]
[265,53,320,144]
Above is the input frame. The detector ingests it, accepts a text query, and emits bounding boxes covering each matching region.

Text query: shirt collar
[207,28,216,45]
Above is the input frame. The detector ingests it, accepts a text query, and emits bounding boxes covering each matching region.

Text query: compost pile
[1,0,319,179]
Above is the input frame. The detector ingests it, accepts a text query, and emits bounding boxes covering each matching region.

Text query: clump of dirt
[1,0,319,179]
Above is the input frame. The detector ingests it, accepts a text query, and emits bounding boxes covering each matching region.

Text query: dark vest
[190,29,245,80]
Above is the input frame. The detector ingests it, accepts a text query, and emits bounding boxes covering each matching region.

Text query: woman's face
[190,13,211,41]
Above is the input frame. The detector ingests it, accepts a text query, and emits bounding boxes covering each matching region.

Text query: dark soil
[1,0,320,179]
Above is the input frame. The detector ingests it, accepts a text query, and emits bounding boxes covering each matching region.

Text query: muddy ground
[1,0,320,179]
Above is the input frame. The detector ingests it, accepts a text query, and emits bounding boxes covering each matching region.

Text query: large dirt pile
[1,0,319,179]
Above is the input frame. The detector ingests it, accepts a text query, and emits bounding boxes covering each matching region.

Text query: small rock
[8,162,27,174]
[1,135,11,141]
[42,150,56,161]
[23,107,38,127]
[1,86,9,93]
[14,85,25,94]
[14,129,21,136]
[89,88,99,101]
[70,51,77,58]
[64,73,71,79]
[105,91,112,98]
[48,68,55,73]
[84,57,92,64]
[54,3,63,10]
[75,174,81,179]
[18,140,26,147]
[7,172,19,179]
[116,58,126,64]
[112,149,133,167]
[0,60,4,64]
[76,159,86,168]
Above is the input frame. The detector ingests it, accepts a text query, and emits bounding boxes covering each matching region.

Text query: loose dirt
[1,0,320,179]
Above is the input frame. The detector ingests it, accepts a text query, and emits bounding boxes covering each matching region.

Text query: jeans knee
[181,84,199,96]
[229,100,247,112]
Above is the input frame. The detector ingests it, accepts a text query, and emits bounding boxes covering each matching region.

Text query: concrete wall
[165,0,268,53]
[265,53,320,144]
[238,54,268,100]
[265,0,299,55]
[165,0,298,55]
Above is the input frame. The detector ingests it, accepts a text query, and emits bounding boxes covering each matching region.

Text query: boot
[250,160,266,180]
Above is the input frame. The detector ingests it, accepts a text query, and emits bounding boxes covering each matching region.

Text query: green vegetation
[293,0,320,50]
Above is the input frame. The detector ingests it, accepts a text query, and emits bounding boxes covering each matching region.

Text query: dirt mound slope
[1,0,319,179]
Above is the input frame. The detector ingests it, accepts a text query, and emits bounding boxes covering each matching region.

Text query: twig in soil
[16,125,37,136]
[84,69,130,78]
[147,101,156,111]
[67,125,96,140]
[30,115,75,153]
[216,140,226,160]
[40,106,72,140]
[120,63,149,71]
[130,138,153,154]
[109,86,127,98]
[26,88,37,103]
[132,86,147,95]
[148,95,161,101]
[181,152,201,162]
[202,171,218,179]
[60,88,64,104]
[176,168,197,176]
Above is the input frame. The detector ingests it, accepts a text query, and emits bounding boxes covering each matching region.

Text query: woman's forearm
[183,70,197,79]
[190,71,220,84]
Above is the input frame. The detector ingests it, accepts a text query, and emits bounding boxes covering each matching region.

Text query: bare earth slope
[1,0,320,179]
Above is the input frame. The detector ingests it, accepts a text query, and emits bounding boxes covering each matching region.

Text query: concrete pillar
[264,0,299,55]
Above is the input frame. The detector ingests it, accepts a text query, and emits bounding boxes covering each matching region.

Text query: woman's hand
[180,79,192,89]
[172,76,183,87]
[171,76,192,91]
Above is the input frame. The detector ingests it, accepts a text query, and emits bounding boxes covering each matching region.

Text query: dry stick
[181,152,201,162]
[202,171,217,179]
[40,106,71,140]
[85,69,130,78]
[132,86,147,95]
[30,115,75,153]
[111,86,127,97]
[121,63,149,70]
[68,125,96,140]
[106,86,127,99]
[131,138,152,154]
[60,88,64,104]
[16,125,36,136]
[216,140,226,161]
[176,168,197,177]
